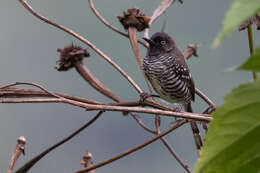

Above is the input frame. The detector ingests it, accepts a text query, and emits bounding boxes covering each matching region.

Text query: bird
[142,32,203,150]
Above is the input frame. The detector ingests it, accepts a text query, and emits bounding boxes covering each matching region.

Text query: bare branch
[74,119,188,173]
[195,88,216,114]
[88,0,147,48]
[61,98,212,122]
[8,136,26,173]
[0,82,212,121]
[15,111,103,173]
[80,152,95,173]
[0,88,102,105]
[0,98,62,104]
[160,137,191,173]
[144,0,180,38]
[75,61,121,102]
[0,82,60,98]
[19,0,143,94]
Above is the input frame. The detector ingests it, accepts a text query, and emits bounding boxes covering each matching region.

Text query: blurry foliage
[196,0,260,173]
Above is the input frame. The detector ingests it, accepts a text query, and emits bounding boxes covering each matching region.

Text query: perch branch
[0,87,101,105]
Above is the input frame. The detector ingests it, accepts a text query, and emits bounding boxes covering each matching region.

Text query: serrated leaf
[195,81,260,173]
[213,0,260,48]
[239,46,260,71]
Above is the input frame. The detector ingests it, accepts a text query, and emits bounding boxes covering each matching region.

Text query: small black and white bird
[142,32,202,149]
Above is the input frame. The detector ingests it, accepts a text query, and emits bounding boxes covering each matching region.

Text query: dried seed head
[239,12,260,31]
[117,8,150,32]
[17,136,26,144]
[56,44,90,71]
[80,151,93,166]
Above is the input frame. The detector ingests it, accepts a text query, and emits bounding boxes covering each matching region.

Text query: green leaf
[195,81,260,173]
[213,0,260,48]
[239,45,260,71]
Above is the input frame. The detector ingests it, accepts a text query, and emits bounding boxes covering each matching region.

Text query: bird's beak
[143,37,155,46]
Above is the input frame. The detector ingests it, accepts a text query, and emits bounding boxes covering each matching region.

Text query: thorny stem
[88,0,147,48]
[19,0,143,94]
[74,119,188,173]
[247,24,258,81]
[15,111,103,173]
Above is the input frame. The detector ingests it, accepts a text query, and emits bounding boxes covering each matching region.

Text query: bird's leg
[139,92,160,106]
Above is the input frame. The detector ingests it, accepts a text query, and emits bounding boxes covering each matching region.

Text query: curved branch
[88,0,147,48]
[0,87,102,105]
[19,0,142,94]
[15,111,103,173]
[74,119,188,173]
[0,82,61,98]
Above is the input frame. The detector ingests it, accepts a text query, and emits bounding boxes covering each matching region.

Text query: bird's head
[143,32,176,55]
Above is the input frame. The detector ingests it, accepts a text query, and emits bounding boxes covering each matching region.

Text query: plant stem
[247,24,258,81]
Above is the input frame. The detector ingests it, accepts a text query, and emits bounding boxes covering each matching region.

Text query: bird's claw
[139,92,160,106]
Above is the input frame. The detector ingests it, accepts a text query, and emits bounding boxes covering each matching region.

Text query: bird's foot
[139,92,160,106]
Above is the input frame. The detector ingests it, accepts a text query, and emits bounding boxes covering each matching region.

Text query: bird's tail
[185,103,203,152]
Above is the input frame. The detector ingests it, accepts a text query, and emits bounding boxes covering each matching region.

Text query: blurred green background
[1,0,260,172]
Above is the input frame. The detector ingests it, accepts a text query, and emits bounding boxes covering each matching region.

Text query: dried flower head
[118,8,150,32]
[80,151,93,167]
[56,44,90,71]
[239,12,260,31]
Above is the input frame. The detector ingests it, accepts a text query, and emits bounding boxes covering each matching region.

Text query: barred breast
[143,53,195,104]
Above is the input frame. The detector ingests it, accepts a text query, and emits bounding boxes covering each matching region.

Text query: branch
[8,136,26,173]
[19,0,142,94]
[74,61,121,102]
[15,111,103,173]
[0,87,101,105]
[88,0,147,48]
[61,98,212,122]
[74,119,188,173]
[80,152,95,173]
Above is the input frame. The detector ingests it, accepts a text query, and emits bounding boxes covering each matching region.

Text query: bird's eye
[160,40,166,45]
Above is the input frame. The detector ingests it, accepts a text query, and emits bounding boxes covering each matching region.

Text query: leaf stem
[247,24,258,81]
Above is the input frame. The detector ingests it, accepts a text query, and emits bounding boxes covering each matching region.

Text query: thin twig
[61,98,212,122]
[0,98,62,104]
[160,137,191,173]
[0,82,60,98]
[80,152,95,173]
[15,111,103,173]
[8,136,26,173]
[129,113,157,134]
[74,119,188,173]
[19,0,142,94]
[88,0,147,48]
[155,116,191,173]
[0,87,102,105]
